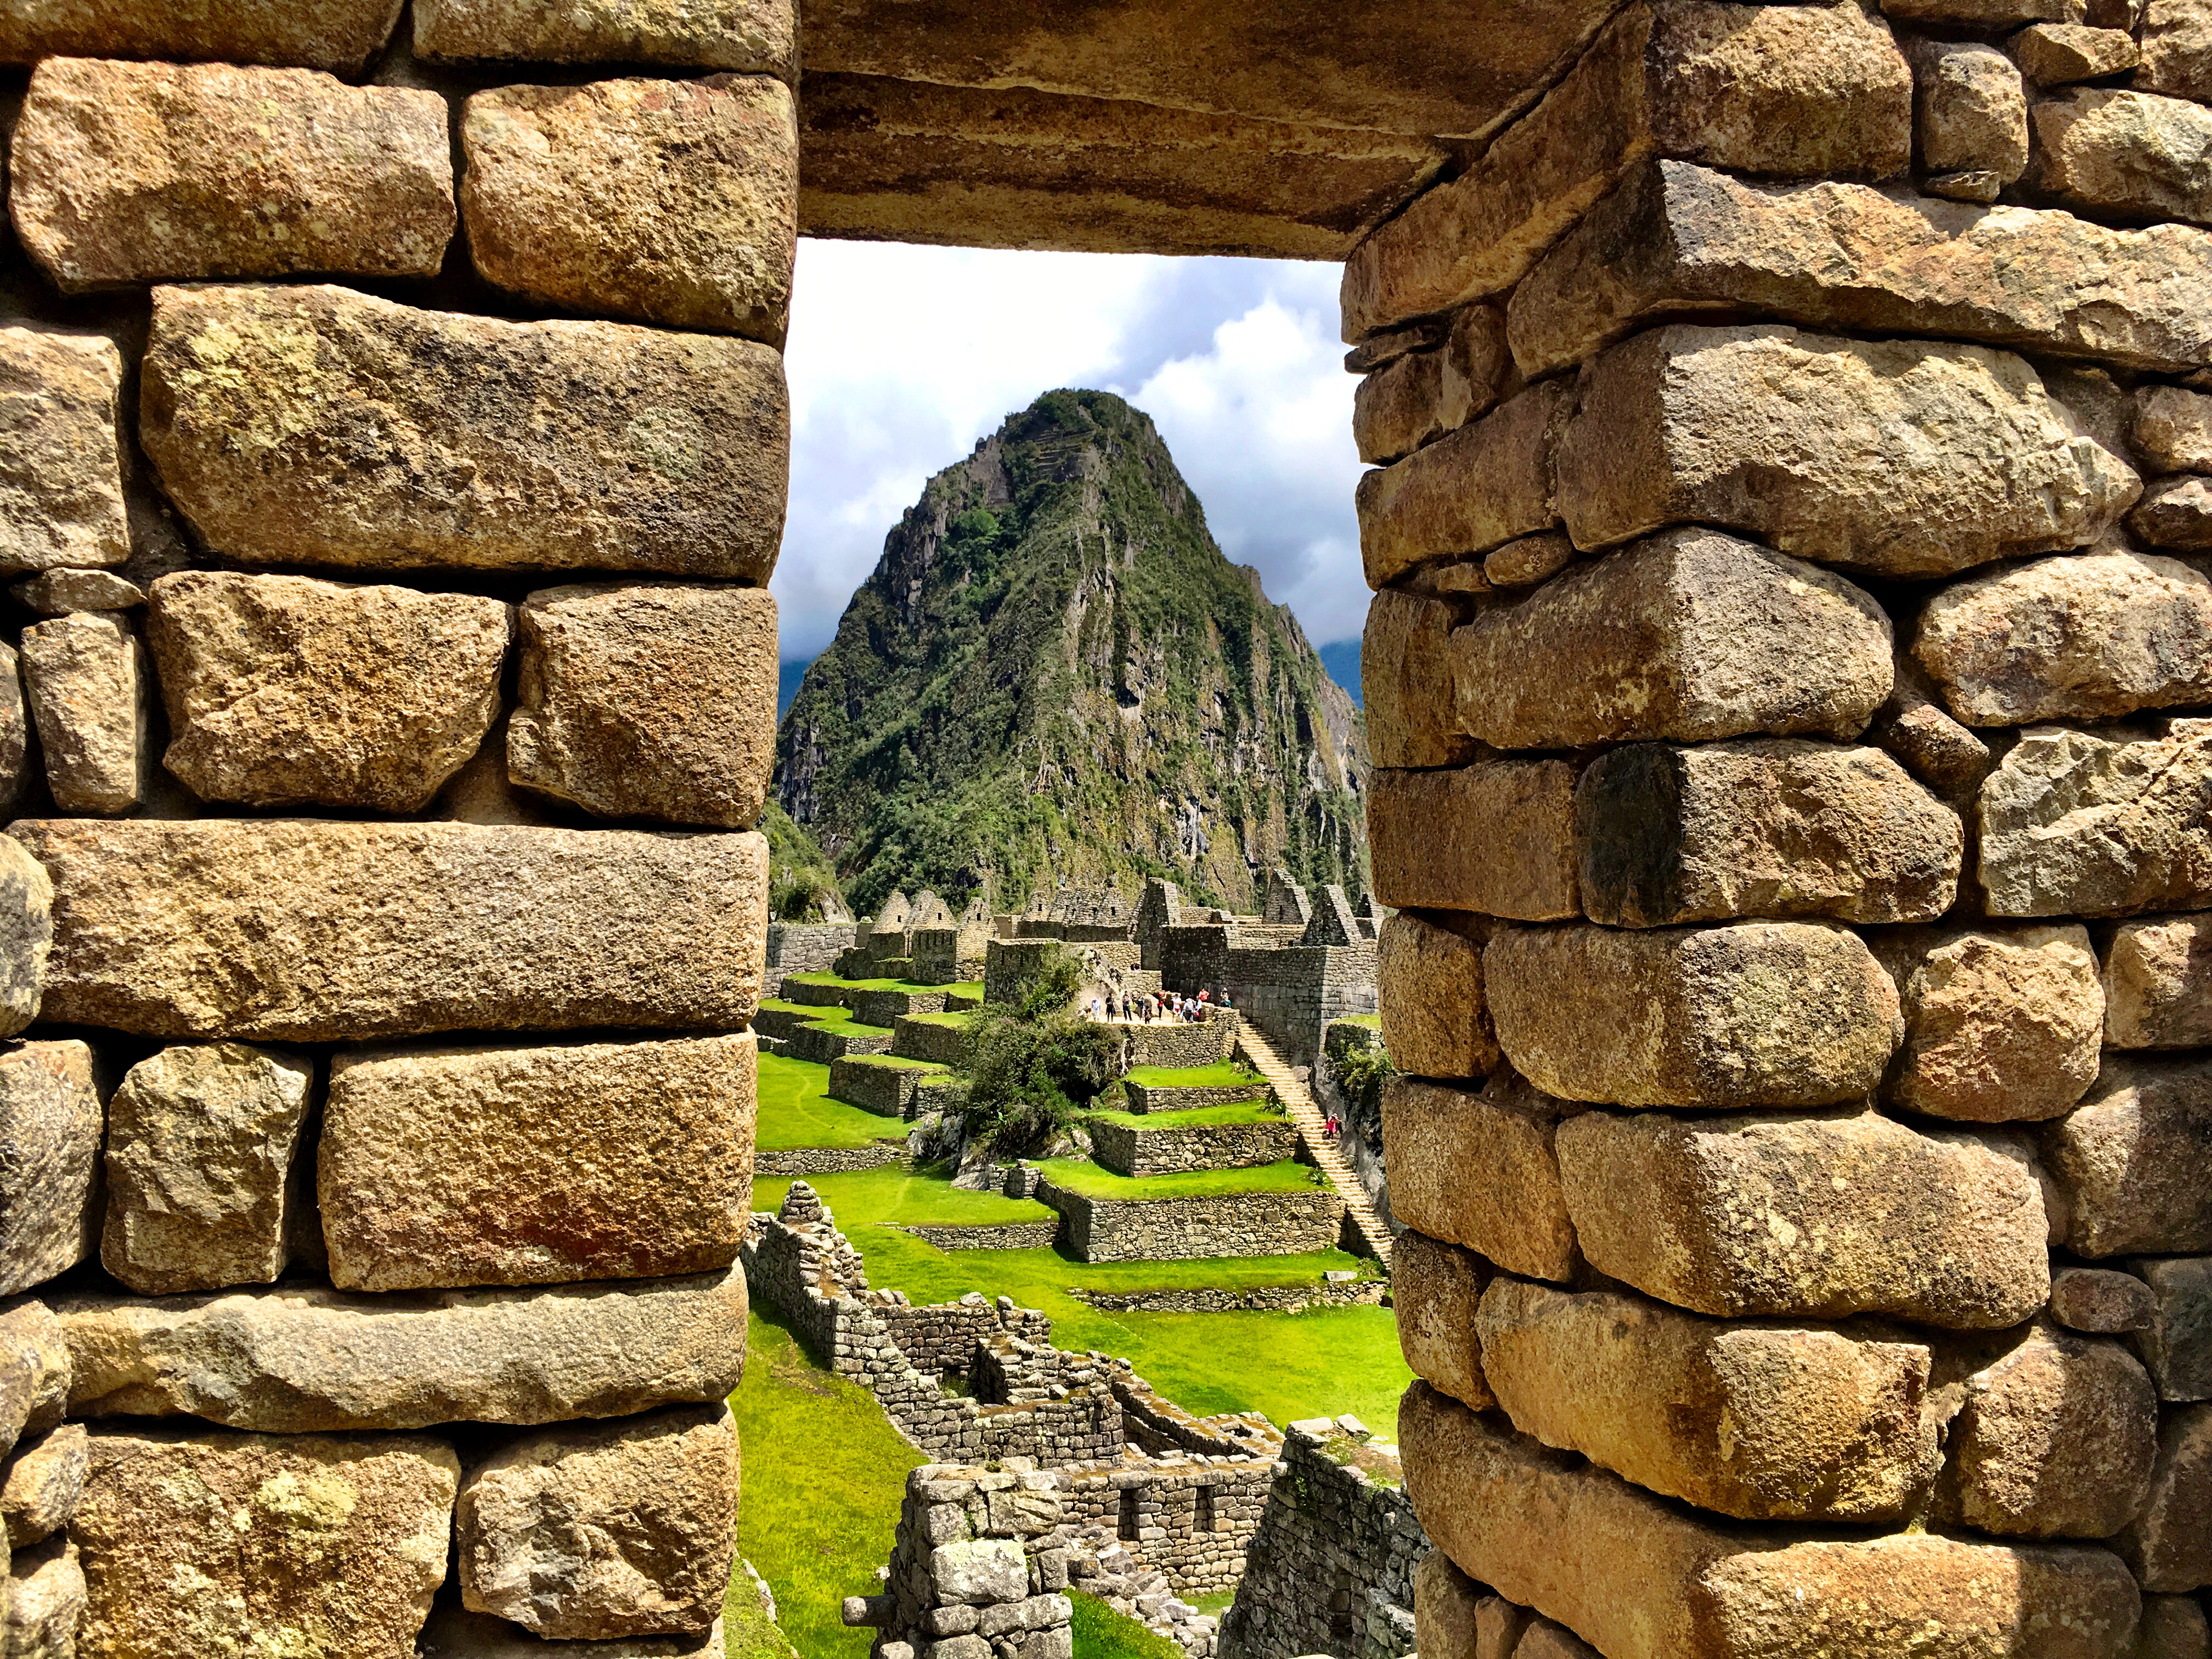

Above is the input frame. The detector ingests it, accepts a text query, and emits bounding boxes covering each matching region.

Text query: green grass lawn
[755,1166,1055,1226]
[755,1054,913,1152]
[901,1010,975,1029]
[787,972,984,999]
[1084,1102,1280,1130]
[1124,1061,1260,1088]
[1073,1593,1187,1659]
[1030,1158,1321,1200]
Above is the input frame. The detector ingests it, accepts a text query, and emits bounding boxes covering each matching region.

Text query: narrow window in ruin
[1118,1488,1140,1542]
[1194,1483,1216,1534]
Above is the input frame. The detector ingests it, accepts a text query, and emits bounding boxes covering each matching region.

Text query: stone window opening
[1119,1486,1141,1543]
[1194,1482,1218,1534]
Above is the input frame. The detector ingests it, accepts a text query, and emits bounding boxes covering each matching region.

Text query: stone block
[2,1422,84,1548]
[0,0,403,71]
[9,59,452,290]
[420,1604,727,1658]
[1449,529,1893,751]
[1414,1550,1486,1659]
[1477,1277,1936,1523]
[1556,1108,2050,1327]
[1943,1321,2158,1539]
[1356,382,1569,589]
[1516,1620,1601,1659]
[13,817,767,1042]
[75,1425,458,1658]
[1884,0,2085,22]
[1868,656,1996,806]
[1391,1229,1495,1413]
[1383,1075,1579,1283]
[2128,1257,2212,1399]
[1485,921,1901,1108]
[1341,0,1912,336]
[2138,1596,2212,1659]
[0,1301,70,1463]
[2053,1267,2159,1334]
[1574,740,1959,928]
[1361,590,1477,770]
[1917,40,2030,180]
[418,0,794,75]
[463,76,794,343]
[2138,387,2212,474]
[1352,305,1511,465]
[1556,324,2138,578]
[322,1034,754,1293]
[3,1536,83,1659]
[460,1404,736,1639]
[932,1539,1029,1605]
[20,611,146,815]
[10,568,142,616]
[2132,477,2212,549]
[147,572,511,814]
[0,1042,99,1301]
[1377,912,1499,1082]
[1874,926,2104,1122]
[1367,764,1579,921]
[101,1043,311,1297]
[1483,532,1575,589]
[2142,0,2212,100]
[509,583,777,829]
[2015,22,2141,82]
[0,840,48,1042]
[2046,1057,2212,1257]
[2032,89,2212,224]
[0,328,126,578]
[2102,915,2212,1048]
[2118,1405,2212,1591]
[140,283,789,580]
[1476,1599,1534,1659]
[1401,1383,2142,1659]
[1979,720,2212,917]
[57,1267,748,1431]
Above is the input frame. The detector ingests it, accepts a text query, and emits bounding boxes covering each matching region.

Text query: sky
[771,238,1368,666]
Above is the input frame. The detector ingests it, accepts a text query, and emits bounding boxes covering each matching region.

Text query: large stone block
[1340,0,1911,336]
[1556,323,2138,578]
[2052,1267,2159,1336]
[0,839,49,1041]
[2136,386,2212,474]
[420,1604,726,1659]
[3,1422,86,1548]
[1980,720,2212,917]
[2142,0,2212,100]
[1401,1383,2142,1659]
[2118,1405,2212,1592]
[1377,911,1499,1081]
[0,328,127,578]
[140,283,789,580]
[1574,740,1959,927]
[1556,1108,2050,1327]
[417,0,794,75]
[12,817,766,1042]
[1413,1552,1487,1659]
[75,1426,458,1658]
[101,1043,312,1297]
[321,1034,753,1293]
[2102,917,2212,1050]
[1361,589,1478,770]
[57,1267,747,1431]
[2126,1257,2212,1400]
[1356,382,1568,590]
[1383,1073,1579,1282]
[147,572,511,814]
[2015,23,2142,83]
[2032,89,2212,225]
[463,77,794,343]
[1874,926,2104,1122]
[1448,529,1892,751]
[508,583,776,830]
[1912,39,2030,185]
[4,1536,84,1659]
[1392,1229,1495,1412]
[1352,304,1510,466]
[0,0,402,71]
[0,1301,70,1463]
[460,1404,736,1639]
[2045,1056,2212,1257]
[2138,1596,2212,1659]
[0,1043,99,1301]
[20,611,146,815]
[1476,1277,1936,1523]
[2132,476,2212,550]
[9,59,452,291]
[1486,922,1901,1109]
[1367,764,1579,921]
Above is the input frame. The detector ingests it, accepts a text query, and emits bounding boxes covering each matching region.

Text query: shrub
[960,945,1117,1156]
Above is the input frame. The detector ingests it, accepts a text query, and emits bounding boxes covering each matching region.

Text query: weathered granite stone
[1916,40,2030,179]
[1477,1277,1936,1523]
[0,650,27,823]
[1556,1108,2050,1327]
[1483,532,1575,589]
[463,77,794,342]
[2142,0,2212,99]
[1367,764,1580,921]
[1341,0,1912,336]
[2118,1405,2212,1591]
[57,1267,747,1431]
[1885,0,2085,22]
[1475,1596,1533,1659]
[2054,1266,2160,1334]
[75,1426,457,1657]
[2128,1257,2212,1399]
[3,1536,83,1659]
[2137,386,2212,473]
[2,1423,85,1548]
[1413,1553,1487,1659]
[2102,913,2212,1048]
[1874,926,2104,1122]
[2016,22,2141,82]
[1393,1229,1495,1412]
[419,0,794,75]
[148,572,511,814]
[1450,529,1893,751]
[140,283,789,580]
[9,568,141,617]
[12,817,767,1041]
[2046,1056,2212,1256]
[2032,88,2212,223]
[460,1404,736,1639]
[1362,590,1477,770]
[2130,476,2212,548]
[1944,1321,2158,1539]
[1517,1622,1600,1659]
[0,1043,99,1301]
[101,1043,311,1297]
[1980,720,2212,917]
[509,583,776,829]
[1556,324,2140,577]
[420,1604,727,1659]
[0,0,403,70]
[1352,306,1511,465]
[2137,1596,2212,1659]
[1356,382,1570,589]
[9,59,452,291]
[1402,1384,2141,1659]
[322,1034,753,1293]
[1378,912,1499,1081]
[1574,740,1960,927]
[0,1302,70,1462]
[1383,1075,1579,1283]
[1486,922,1901,1109]
[0,840,49,1042]
[20,612,145,815]
[1868,657,1997,805]
[0,328,127,578]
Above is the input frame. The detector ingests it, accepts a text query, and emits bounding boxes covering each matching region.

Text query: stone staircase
[1233,1024,1395,1266]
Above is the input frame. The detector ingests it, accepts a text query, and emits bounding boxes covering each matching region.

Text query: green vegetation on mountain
[776,390,1369,914]
[763,802,847,922]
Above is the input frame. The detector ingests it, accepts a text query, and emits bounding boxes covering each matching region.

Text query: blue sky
[772,239,1368,666]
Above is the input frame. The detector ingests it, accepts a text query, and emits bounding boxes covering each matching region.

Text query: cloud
[773,239,1364,661]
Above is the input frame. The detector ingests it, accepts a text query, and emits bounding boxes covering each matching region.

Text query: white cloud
[772,239,1365,661]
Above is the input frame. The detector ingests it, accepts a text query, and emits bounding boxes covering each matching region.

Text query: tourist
[1325,1113,1340,1138]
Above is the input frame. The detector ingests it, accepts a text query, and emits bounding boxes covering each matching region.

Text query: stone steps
[1233,1026,1394,1266]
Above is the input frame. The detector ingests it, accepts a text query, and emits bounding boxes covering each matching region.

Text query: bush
[960,945,1118,1157]
[1332,1037,1396,1142]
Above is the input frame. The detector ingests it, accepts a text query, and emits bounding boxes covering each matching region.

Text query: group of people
[1090,987,1229,1024]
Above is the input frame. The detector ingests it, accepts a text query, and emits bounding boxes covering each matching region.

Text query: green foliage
[1124,1061,1261,1089]
[1029,1157,1321,1200]
[754,1053,917,1152]
[1331,1036,1397,1129]
[1082,1101,1280,1130]
[762,803,847,923]
[1073,1593,1188,1659]
[961,1014,1119,1160]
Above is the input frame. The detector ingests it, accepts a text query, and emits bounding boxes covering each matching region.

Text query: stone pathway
[1233,1024,1395,1266]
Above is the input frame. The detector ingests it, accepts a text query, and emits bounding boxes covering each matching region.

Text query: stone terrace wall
[768,922,858,995]
[1040,1182,1346,1262]
[1357,2,2212,1654]
[0,7,797,1650]
[1064,1457,1275,1600]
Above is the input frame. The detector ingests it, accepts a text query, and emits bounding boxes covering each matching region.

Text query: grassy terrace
[900,1010,975,1029]
[785,972,987,1001]
[1123,1060,1260,1088]
[756,1165,1054,1227]
[755,1054,911,1152]
[1084,1101,1280,1130]
[1030,1158,1321,1200]
[773,1006,895,1037]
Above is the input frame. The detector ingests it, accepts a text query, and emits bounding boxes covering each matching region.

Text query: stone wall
[1124,1014,1242,1069]
[1091,1116,1300,1177]
[1039,1181,1346,1262]
[1064,1458,1274,1600]
[905,1221,1065,1251]
[768,922,857,995]
[1075,1282,1385,1315]
[758,1142,911,1176]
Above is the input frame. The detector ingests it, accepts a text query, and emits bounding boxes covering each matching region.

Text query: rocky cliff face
[776,390,1368,913]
